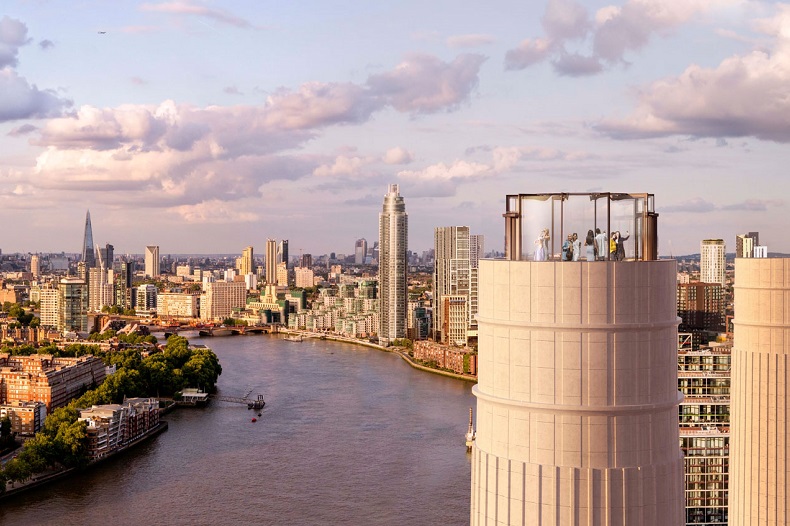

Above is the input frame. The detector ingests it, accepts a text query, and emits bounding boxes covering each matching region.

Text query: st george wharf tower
[378,184,408,345]
[470,193,684,525]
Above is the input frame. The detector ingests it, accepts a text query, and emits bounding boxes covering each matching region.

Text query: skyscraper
[378,184,408,345]
[58,278,88,332]
[433,226,470,344]
[81,210,95,269]
[355,238,368,265]
[144,246,160,278]
[240,246,254,276]
[471,192,683,524]
[700,239,726,287]
[30,255,39,279]
[730,258,790,525]
[266,239,277,285]
[278,239,289,269]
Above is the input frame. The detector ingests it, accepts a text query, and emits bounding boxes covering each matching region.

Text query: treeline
[0,335,221,491]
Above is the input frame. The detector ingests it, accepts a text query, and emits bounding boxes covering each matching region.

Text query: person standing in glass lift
[595,228,607,260]
[572,233,581,261]
[585,230,596,261]
[562,234,573,261]
[610,232,618,260]
[534,228,549,261]
[616,230,630,261]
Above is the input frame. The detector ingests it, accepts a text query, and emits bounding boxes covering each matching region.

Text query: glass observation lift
[503,192,658,262]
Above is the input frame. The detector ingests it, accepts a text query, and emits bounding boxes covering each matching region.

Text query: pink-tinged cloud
[598,7,790,142]
[173,200,260,223]
[446,34,495,49]
[312,155,372,178]
[140,1,254,29]
[0,69,71,122]
[262,82,378,129]
[505,0,741,74]
[367,53,486,114]
[382,147,414,165]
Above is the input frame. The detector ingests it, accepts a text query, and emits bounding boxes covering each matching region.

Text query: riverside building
[471,192,683,525]
[378,184,408,345]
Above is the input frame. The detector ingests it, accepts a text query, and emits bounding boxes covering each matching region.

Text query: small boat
[284,334,303,342]
[251,417,257,423]
[257,412,262,417]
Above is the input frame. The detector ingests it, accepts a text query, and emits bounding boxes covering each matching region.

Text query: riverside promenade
[279,330,477,383]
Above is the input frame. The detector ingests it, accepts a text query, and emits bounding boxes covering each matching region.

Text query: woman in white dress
[534,228,549,261]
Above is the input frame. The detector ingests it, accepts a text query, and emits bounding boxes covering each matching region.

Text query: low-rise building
[78,397,160,460]
[413,340,477,375]
[0,400,47,436]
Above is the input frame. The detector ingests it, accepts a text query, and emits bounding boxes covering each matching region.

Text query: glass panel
[519,195,553,261]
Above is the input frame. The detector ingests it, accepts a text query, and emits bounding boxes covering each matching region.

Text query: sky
[1,0,788,257]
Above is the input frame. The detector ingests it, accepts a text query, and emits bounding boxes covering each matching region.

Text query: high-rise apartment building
[295,267,314,288]
[433,226,470,344]
[277,262,288,287]
[88,267,114,312]
[266,239,277,285]
[471,193,683,524]
[82,210,95,269]
[39,284,59,328]
[136,284,158,313]
[735,234,757,259]
[199,281,247,321]
[144,246,160,278]
[30,255,39,279]
[700,239,726,287]
[678,334,731,525]
[300,253,312,269]
[278,240,289,269]
[58,278,88,332]
[469,234,484,268]
[239,246,254,276]
[113,261,134,309]
[378,184,408,345]
[355,238,368,265]
[730,258,790,525]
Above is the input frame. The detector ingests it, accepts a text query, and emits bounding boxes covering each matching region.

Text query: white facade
[754,245,768,258]
[294,267,314,288]
[136,284,158,313]
[700,239,726,287]
[378,184,408,344]
[144,245,160,278]
[39,285,59,328]
[200,280,247,321]
[156,292,198,318]
[471,260,684,525]
[730,258,790,525]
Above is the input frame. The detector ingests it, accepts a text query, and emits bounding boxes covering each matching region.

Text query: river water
[0,335,476,525]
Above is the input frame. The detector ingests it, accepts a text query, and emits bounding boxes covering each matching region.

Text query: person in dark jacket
[616,230,630,261]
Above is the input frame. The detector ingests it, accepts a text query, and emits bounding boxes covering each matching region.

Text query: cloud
[399,160,492,181]
[598,6,790,142]
[7,123,37,137]
[504,0,740,74]
[721,199,784,211]
[313,155,372,177]
[446,34,495,49]
[0,16,29,69]
[382,147,413,165]
[223,85,243,95]
[130,76,147,85]
[367,53,486,114]
[140,1,255,29]
[23,53,484,212]
[0,69,71,122]
[552,52,603,76]
[39,39,54,50]
[660,197,717,213]
[173,200,260,223]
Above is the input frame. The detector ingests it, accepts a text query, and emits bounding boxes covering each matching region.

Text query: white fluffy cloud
[598,5,790,142]
[382,147,414,165]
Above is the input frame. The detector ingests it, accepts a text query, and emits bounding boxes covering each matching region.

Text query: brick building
[79,397,160,460]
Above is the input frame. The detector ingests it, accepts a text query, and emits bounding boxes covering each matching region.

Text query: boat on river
[284,335,303,342]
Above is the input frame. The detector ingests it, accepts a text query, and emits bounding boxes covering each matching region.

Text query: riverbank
[1,420,169,500]
[279,330,477,383]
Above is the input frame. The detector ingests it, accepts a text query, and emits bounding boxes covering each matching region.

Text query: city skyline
[1,2,789,255]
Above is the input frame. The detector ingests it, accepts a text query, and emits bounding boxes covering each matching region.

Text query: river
[0,335,476,525]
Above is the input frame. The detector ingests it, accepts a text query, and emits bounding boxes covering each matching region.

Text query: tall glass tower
[81,210,95,269]
[378,184,408,345]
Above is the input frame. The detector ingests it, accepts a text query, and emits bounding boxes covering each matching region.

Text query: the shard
[82,210,95,269]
